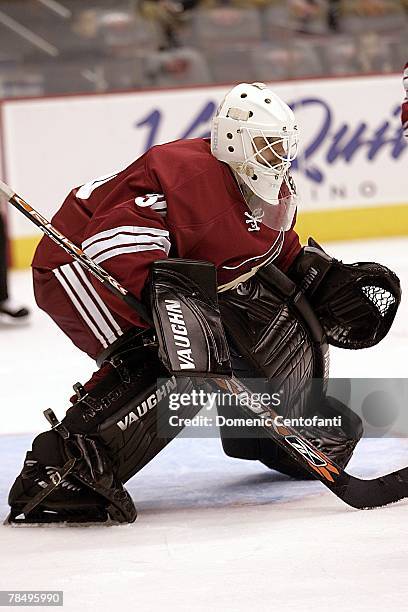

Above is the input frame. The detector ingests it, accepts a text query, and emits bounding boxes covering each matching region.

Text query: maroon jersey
[33,138,301,358]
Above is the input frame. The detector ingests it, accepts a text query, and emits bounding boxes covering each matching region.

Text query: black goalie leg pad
[7,335,198,524]
[256,395,363,479]
[63,339,197,485]
[218,263,363,479]
[218,391,363,480]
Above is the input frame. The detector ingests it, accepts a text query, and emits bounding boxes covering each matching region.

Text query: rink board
[0,75,406,268]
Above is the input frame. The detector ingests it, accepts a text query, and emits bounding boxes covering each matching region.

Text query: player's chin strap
[288,237,401,349]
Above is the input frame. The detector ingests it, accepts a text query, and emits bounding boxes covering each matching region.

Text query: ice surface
[1,237,408,611]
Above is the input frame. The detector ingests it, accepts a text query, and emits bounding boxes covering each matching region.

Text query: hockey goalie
[6,81,401,525]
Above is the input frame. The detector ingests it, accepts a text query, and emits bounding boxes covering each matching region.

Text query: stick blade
[332,467,408,509]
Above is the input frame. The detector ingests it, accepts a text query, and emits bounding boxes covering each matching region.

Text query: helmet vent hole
[240,93,247,98]
[227,133,233,139]
[228,146,234,152]
[249,111,253,117]
[253,174,258,180]
[264,98,271,104]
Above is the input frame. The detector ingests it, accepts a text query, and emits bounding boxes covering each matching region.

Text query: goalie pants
[32,266,134,359]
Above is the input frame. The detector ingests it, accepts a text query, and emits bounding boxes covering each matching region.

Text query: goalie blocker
[149,258,231,378]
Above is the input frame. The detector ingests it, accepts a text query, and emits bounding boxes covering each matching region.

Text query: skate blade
[4,512,128,528]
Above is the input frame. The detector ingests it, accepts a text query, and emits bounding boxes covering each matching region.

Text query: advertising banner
[0,74,406,262]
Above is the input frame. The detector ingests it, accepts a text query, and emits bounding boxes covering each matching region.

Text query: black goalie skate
[6,410,137,526]
[7,454,109,524]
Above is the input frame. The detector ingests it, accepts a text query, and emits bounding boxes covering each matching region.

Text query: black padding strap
[219,261,328,383]
[20,457,77,518]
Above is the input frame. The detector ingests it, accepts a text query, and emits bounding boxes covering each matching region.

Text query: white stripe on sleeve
[92,243,169,265]
[76,172,119,199]
[82,225,169,250]
[83,230,170,259]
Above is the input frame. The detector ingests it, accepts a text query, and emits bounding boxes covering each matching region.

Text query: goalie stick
[1,178,408,510]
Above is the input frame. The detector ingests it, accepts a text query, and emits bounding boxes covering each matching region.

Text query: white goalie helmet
[211,82,299,230]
